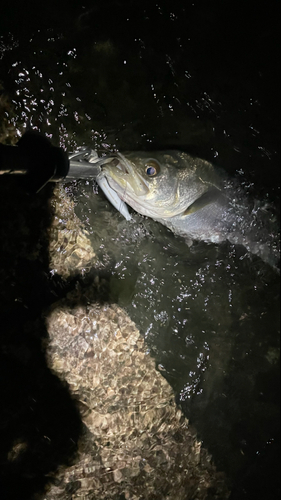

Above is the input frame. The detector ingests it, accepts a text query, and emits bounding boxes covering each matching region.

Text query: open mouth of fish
[96,155,133,221]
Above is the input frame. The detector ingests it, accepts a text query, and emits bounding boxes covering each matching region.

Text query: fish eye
[145,159,160,177]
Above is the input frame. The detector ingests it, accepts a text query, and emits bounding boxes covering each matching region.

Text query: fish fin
[181,188,224,216]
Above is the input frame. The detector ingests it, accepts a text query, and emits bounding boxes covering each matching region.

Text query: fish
[96,173,132,221]
[97,150,279,268]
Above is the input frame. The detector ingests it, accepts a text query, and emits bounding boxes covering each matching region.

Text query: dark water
[0,1,280,499]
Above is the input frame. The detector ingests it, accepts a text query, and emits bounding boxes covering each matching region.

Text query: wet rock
[48,184,97,278]
[44,289,229,500]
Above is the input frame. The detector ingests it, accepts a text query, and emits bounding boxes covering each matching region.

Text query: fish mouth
[101,153,150,198]
[96,173,132,220]
[104,156,130,174]
[96,152,153,219]
[96,155,136,220]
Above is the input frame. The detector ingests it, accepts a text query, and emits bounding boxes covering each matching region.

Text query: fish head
[100,151,192,219]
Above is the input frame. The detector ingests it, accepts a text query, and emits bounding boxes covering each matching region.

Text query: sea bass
[97,151,279,267]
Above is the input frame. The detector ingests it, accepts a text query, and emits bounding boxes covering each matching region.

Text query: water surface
[0,1,279,498]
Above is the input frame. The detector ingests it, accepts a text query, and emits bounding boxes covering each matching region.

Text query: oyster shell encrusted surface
[48,184,97,278]
[44,286,229,500]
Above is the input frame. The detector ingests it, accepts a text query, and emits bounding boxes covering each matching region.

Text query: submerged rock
[48,184,97,279]
[44,286,229,500]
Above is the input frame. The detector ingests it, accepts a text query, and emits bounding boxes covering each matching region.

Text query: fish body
[97,150,279,267]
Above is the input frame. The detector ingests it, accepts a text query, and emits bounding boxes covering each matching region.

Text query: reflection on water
[71,177,279,494]
[0,1,279,498]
